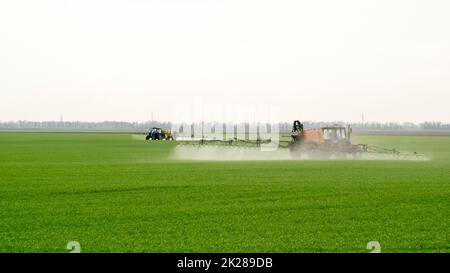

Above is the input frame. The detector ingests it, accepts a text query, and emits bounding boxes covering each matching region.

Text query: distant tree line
[420,121,450,130]
[0,120,449,132]
[0,120,170,130]
[280,121,450,132]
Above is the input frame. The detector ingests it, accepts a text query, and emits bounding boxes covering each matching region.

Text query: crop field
[0,132,449,253]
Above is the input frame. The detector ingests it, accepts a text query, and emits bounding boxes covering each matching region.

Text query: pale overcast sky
[0,0,449,123]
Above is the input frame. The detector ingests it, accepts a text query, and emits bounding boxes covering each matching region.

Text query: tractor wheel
[289,144,301,159]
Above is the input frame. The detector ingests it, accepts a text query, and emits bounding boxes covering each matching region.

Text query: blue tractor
[145,127,174,140]
[146,127,165,140]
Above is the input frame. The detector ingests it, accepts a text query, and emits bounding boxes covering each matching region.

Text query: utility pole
[362,113,365,128]
[202,121,204,140]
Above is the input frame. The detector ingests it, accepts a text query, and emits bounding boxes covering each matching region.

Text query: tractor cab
[290,120,353,145]
[321,125,351,144]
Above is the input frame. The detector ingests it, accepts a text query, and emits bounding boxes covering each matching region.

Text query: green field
[0,132,449,253]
